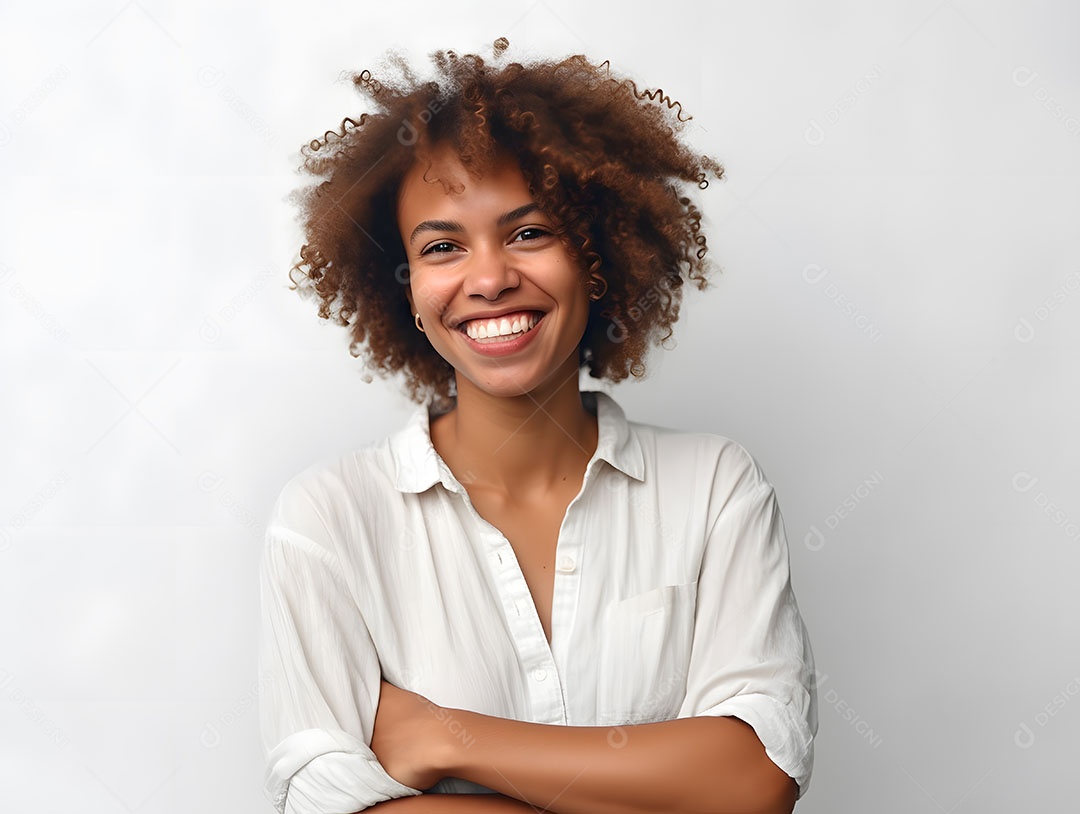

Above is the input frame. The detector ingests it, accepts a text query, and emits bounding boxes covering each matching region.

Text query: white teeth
[462,312,539,341]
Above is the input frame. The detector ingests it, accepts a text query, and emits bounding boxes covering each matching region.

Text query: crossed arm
[365,679,797,814]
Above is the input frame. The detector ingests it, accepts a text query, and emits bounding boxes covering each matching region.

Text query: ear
[404,280,415,312]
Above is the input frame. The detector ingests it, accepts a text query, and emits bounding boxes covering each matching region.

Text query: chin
[468,377,545,399]
[455,364,569,400]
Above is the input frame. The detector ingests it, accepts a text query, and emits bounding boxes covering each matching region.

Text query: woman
[259,40,817,814]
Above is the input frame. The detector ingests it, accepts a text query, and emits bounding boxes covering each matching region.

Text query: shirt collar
[388,390,645,494]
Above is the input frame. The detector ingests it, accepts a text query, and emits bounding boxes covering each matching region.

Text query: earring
[414,313,425,333]
[587,272,608,301]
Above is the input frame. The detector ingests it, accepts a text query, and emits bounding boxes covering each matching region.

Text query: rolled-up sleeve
[677,475,818,799]
[258,478,423,813]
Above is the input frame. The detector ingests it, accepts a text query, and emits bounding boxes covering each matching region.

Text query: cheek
[546,254,588,300]
[565,271,591,314]
[410,277,451,317]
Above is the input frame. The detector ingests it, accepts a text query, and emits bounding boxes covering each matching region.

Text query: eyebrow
[408,203,542,245]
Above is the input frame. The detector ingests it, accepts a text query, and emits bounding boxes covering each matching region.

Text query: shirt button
[532,668,548,682]
[556,556,576,573]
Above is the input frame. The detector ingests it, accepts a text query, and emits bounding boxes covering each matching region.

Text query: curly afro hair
[287,38,725,405]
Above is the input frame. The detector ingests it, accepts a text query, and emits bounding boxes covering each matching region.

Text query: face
[396,144,591,400]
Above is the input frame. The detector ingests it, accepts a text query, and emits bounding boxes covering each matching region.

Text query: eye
[513,227,551,242]
[420,240,459,256]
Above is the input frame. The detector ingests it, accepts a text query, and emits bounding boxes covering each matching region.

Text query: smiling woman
[259,39,817,814]
[284,42,721,407]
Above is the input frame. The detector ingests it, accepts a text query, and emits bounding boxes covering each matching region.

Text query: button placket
[445,461,583,724]
[481,524,564,719]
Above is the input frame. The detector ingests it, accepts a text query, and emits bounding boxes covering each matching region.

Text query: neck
[431,362,599,498]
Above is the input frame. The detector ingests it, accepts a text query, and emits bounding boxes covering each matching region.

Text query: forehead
[396,145,534,228]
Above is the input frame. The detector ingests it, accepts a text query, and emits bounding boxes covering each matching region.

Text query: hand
[371,678,446,791]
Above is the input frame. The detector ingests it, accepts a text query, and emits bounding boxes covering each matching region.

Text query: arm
[431,711,795,814]
[259,477,424,813]
[370,681,788,812]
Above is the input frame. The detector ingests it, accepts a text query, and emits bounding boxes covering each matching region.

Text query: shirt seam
[703,478,775,542]
[265,524,344,576]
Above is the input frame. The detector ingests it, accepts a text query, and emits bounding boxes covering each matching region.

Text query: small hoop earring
[414,313,425,333]
[587,272,608,301]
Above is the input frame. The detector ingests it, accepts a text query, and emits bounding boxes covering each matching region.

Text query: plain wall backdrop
[2,1,1078,811]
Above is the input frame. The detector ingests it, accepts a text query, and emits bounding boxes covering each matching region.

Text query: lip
[456,312,545,357]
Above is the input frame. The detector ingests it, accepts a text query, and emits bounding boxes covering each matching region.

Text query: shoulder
[627,416,775,510]
[630,416,769,483]
[265,441,399,552]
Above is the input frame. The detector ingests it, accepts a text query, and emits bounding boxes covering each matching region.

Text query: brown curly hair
[287,39,725,405]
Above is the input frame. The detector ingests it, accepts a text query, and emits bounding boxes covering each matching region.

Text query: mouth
[457,310,544,344]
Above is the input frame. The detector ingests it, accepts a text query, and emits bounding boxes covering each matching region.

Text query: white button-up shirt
[259,390,817,813]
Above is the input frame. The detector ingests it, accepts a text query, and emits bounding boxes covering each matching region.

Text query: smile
[459,311,542,343]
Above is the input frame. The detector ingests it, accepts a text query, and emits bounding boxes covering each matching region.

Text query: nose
[461,243,520,300]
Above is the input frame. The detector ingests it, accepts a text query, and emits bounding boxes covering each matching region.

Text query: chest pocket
[595,581,698,726]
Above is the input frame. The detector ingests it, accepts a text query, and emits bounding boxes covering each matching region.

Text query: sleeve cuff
[265,727,424,814]
[691,693,815,799]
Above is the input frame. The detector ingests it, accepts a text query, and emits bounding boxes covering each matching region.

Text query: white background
[2,1,1078,811]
